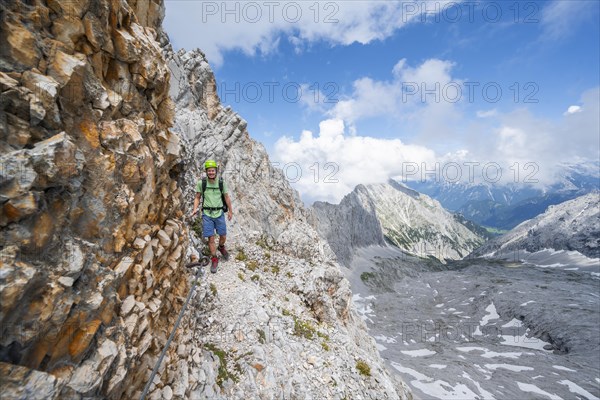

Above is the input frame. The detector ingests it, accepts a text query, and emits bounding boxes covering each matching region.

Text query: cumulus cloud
[564,105,582,115]
[327,58,459,137]
[275,86,599,202]
[164,1,457,66]
[273,119,437,204]
[464,87,600,185]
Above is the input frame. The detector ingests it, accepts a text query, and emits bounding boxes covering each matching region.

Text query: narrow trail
[149,237,410,399]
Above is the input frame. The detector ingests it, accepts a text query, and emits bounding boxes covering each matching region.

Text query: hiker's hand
[227,210,233,221]
[190,209,198,219]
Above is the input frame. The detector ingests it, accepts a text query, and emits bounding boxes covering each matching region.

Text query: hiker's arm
[191,192,202,216]
[224,193,232,219]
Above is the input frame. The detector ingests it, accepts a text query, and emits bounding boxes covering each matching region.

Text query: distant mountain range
[312,180,488,265]
[407,162,599,231]
[472,191,600,259]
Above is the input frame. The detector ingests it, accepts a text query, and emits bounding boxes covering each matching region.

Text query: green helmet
[204,159,218,170]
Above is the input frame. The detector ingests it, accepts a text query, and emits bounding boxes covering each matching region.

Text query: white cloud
[477,109,498,118]
[564,105,582,115]
[541,0,598,41]
[465,87,600,185]
[273,118,437,204]
[327,58,459,133]
[276,87,599,202]
[164,1,457,67]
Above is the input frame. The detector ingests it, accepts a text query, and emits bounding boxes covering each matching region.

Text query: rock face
[312,185,387,267]
[473,192,600,259]
[1,0,190,398]
[1,1,413,399]
[314,179,487,265]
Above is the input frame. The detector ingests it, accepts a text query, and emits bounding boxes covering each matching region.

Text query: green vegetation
[293,317,316,340]
[271,264,280,275]
[246,260,258,271]
[282,308,292,317]
[251,274,260,282]
[204,343,240,388]
[360,272,375,283]
[321,341,330,351]
[286,271,292,278]
[191,218,203,237]
[356,360,371,377]
[257,329,266,344]
[256,235,273,250]
[237,272,245,282]
[210,283,218,296]
[264,252,271,259]
[235,248,248,261]
[454,214,496,240]
[483,226,509,236]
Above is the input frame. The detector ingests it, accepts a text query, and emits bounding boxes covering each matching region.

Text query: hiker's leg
[208,235,216,256]
[215,213,227,246]
[203,214,217,256]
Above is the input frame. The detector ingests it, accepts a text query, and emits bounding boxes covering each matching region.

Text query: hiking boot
[218,245,229,261]
[210,256,219,273]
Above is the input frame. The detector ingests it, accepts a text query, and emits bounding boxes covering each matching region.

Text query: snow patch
[485,363,534,372]
[428,364,447,369]
[553,365,577,372]
[457,346,526,359]
[352,293,376,323]
[401,349,437,357]
[391,362,486,400]
[558,380,600,400]
[517,382,562,400]
[480,303,500,326]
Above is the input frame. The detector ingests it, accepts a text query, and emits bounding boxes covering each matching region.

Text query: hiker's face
[206,168,217,178]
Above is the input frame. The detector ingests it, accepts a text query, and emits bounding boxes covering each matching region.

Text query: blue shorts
[202,213,227,237]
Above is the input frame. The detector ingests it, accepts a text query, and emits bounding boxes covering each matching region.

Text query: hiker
[190,160,233,273]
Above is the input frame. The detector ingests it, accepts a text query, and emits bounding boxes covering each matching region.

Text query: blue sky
[164,1,600,203]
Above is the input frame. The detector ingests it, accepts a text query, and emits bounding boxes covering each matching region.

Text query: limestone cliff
[1,0,190,398]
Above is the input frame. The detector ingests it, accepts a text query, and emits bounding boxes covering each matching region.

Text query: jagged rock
[121,295,136,316]
[67,337,118,393]
[0,258,36,323]
[0,362,64,400]
[162,385,173,399]
[0,18,41,71]
[1,192,37,225]
[57,276,74,287]
[314,180,487,264]
[0,152,37,202]
[47,51,86,88]
[157,229,172,248]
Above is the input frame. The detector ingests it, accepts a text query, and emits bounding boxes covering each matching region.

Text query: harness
[201,177,228,212]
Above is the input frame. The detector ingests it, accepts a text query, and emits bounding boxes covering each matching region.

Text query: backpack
[201,177,228,213]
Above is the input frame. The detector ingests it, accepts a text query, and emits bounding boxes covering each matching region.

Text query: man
[190,160,233,273]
